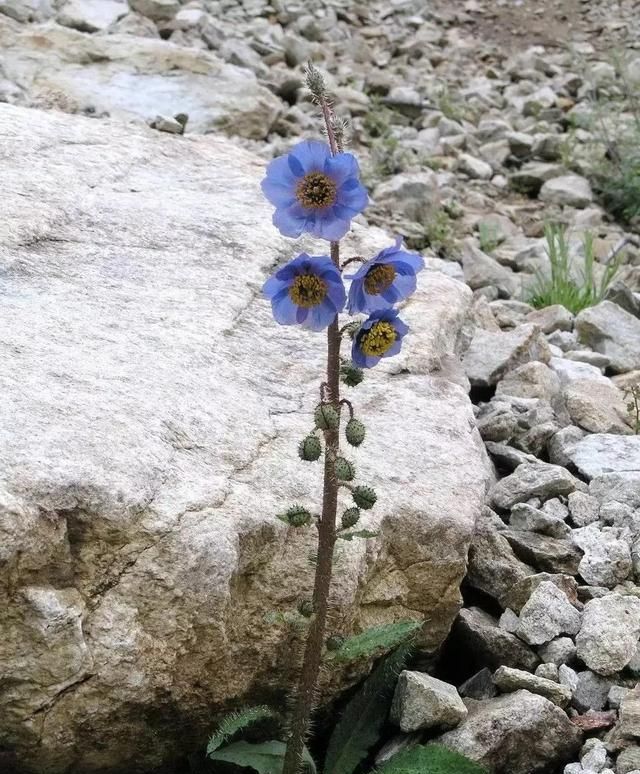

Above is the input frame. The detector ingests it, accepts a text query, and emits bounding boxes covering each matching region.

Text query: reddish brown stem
[282,244,341,774]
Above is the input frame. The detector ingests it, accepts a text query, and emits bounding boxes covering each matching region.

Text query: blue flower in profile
[347,237,424,314]
[261,140,368,241]
[352,308,409,369]
[263,253,345,331]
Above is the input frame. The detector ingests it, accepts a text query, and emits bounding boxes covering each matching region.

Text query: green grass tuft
[527,224,624,314]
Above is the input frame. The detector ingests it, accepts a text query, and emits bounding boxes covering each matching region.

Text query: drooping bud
[314,402,340,430]
[352,486,377,510]
[335,457,356,482]
[341,507,360,529]
[341,363,364,387]
[345,418,366,447]
[326,635,345,651]
[298,434,322,462]
[298,599,314,618]
[279,505,312,527]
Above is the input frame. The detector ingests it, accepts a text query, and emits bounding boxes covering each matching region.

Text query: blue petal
[296,305,309,324]
[391,273,417,299]
[326,278,346,312]
[273,206,306,238]
[381,285,402,304]
[305,299,336,331]
[289,140,332,174]
[336,182,368,215]
[261,176,296,208]
[312,213,351,241]
[325,152,360,186]
[272,291,299,325]
[384,338,403,358]
[264,154,298,187]
[395,318,409,337]
[263,274,288,299]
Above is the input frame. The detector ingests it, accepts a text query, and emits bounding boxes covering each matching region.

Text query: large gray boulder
[575,301,640,374]
[436,690,582,774]
[0,15,281,138]
[0,104,491,773]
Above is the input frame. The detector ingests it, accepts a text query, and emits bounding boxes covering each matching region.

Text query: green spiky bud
[279,505,311,527]
[326,635,345,652]
[341,507,361,529]
[335,456,356,482]
[298,434,322,462]
[352,486,377,510]
[314,403,340,430]
[341,363,364,387]
[345,418,366,447]
[298,599,314,618]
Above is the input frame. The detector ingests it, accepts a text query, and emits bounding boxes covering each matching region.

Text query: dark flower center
[289,273,328,308]
[296,172,337,209]
[363,263,396,295]
[359,321,397,357]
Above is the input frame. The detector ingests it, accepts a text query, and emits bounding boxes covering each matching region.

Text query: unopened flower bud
[279,505,312,527]
[341,507,360,529]
[314,403,340,430]
[345,418,366,447]
[326,635,345,651]
[335,457,356,482]
[298,599,314,618]
[298,434,322,461]
[352,486,377,510]
[341,363,364,387]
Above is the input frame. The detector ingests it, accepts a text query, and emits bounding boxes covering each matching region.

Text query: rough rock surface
[575,595,640,675]
[390,671,467,732]
[0,105,491,773]
[0,16,281,138]
[436,690,582,774]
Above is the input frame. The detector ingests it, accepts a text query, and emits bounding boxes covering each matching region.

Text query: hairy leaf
[209,740,316,774]
[376,744,488,774]
[329,620,421,663]
[207,707,273,755]
[324,644,412,774]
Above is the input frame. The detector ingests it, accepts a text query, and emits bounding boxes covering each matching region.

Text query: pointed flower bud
[298,599,314,618]
[340,363,364,387]
[345,418,366,447]
[314,402,340,430]
[341,507,360,529]
[352,486,377,510]
[298,434,322,461]
[335,457,355,482]
[279,505,312,527]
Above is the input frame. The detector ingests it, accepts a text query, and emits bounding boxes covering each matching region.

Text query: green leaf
[209,740,316,774]
[338,529,379,542]
[329,620,421,663]
[207,707,273,755]
[375,745,488,774]
[324,644,412,774]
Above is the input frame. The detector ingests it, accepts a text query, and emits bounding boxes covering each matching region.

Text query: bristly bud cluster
[278,505,312,528]
[314,403,340,431]
[305,61,327,105]
[341,507,360,529]
[298,434,322,462]
[345,418,366,447]
[340,363,364,387]
[335,457,355,482]
[352,486,377,510]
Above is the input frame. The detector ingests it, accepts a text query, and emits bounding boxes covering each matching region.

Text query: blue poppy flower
[263,253,346,331]
[261,140,368,241]
[352,308,409,369]
[347,237,424,314]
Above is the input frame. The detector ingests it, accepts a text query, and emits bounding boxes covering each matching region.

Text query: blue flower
[352,308,409,369]
[261,140,368,241]
[347,237,424,314]
[263,253,346,331]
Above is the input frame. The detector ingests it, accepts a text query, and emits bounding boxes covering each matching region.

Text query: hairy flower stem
[283,89,342,774]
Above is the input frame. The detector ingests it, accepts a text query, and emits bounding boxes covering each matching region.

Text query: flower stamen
[296,172,338,209]
[359,321,397,357]
[363,264,396,295]
[289,273,328,308]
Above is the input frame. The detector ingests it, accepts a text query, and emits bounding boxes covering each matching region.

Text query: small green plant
[528,224,624,313]
[376,745,488,774]
[625,384,640,434]
[434,85,473,124]
[478,222,500,254]
[408,208,456,256]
